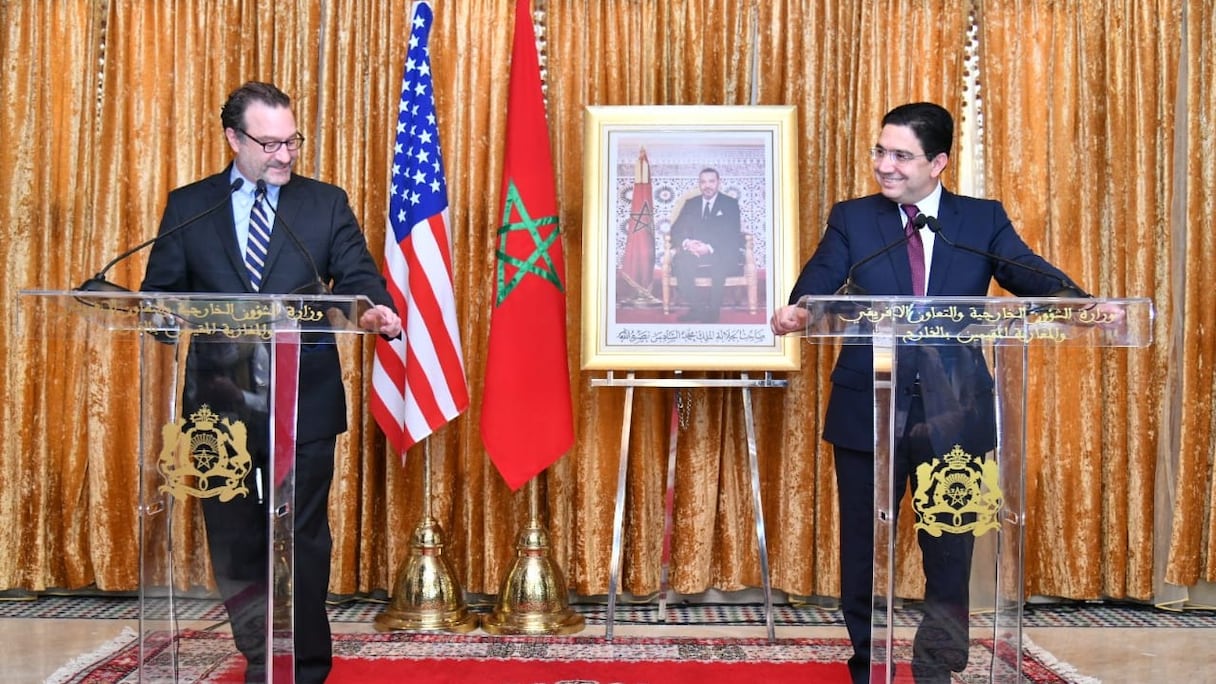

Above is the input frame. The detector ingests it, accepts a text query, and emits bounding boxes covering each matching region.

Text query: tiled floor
[12,604,1216,683]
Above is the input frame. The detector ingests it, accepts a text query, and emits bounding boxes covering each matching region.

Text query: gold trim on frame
[579,105,800,371]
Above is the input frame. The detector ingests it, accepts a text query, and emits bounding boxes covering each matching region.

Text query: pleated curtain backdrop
[1,0,1213,608]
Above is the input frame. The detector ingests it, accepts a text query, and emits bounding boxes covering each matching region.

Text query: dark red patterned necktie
[901,204,925,296]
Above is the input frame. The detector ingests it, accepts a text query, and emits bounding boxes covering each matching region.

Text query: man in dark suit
[141,81,401,684]
[669,167,745,323]
[770,103,1090,684]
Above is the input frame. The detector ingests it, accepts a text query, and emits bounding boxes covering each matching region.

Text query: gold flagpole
[374,441,477,633]
[481,473,584,635]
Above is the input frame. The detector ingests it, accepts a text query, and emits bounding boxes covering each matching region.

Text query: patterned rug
[46,627,1090,684]
[5,593,1214,628]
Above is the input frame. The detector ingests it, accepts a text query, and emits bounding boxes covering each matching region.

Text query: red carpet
[50,628,1085,683]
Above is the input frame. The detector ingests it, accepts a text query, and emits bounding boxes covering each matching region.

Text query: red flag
[371,0,469,459]
[480,0,574,490]
[619,148,656,302]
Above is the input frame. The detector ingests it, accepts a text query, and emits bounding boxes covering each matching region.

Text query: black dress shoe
[911,660,953,684]
[679,307,723,323]
[243,664,266,683]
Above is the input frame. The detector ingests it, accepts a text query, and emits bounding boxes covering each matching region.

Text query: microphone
[918,214,1090,298]
[76,179,245,292]
[257,180,330,296]
[836,223,919,295]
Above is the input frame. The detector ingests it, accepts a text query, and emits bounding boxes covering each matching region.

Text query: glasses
[237,128,305,153]
[869,146,930,164]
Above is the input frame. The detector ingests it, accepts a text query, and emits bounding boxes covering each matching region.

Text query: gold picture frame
[579,105,800,371]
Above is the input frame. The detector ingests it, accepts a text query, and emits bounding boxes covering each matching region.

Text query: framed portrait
[579,105,800,371]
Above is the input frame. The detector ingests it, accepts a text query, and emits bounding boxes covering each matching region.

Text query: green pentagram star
[495,179,563,306]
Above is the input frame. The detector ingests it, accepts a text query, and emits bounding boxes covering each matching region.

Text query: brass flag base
[373,517,478,633]
[481,480,585,635]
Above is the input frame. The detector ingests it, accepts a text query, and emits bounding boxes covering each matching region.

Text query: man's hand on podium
[770,304,808,336]
[360,304,402,338]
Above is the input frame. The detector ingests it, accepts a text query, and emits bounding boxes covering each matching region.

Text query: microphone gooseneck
[836,220,919,296]
[920,215,1089,298]
[258,180,330,296]
[75,178,245,292]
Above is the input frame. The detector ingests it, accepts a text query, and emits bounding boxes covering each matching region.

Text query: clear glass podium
[17,290,376,683]
[796,294,1153,683]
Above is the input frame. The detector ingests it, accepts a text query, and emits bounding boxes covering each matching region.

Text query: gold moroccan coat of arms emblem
[157,405,253,502]
[912,444,1003,537]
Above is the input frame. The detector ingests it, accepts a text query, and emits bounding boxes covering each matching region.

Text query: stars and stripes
[370,0,468,458]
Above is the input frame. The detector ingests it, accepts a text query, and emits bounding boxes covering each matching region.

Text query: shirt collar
[900,182,943,219]
[229,168,282,204]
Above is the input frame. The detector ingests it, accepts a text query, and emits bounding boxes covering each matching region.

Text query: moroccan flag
[370,0,469,459]
[480,0,574,490]
[619,148,656,302]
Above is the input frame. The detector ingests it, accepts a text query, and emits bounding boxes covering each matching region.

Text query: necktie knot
[901,204,920,232]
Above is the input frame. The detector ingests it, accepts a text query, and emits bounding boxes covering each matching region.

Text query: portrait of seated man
[667,167,745,323]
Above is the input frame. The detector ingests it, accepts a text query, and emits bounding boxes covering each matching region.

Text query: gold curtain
[1164,0,1216,588]
[979,0,1191,600]
[0,0,1206,607]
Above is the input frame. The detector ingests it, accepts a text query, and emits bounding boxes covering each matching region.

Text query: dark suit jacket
[788,189,1078,453]
[141,166,393,443]
[670,192,745,271]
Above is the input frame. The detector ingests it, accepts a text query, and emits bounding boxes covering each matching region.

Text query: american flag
[371,0,468,458]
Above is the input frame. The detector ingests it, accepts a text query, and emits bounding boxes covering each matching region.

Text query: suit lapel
[926,190,960,295]
[261,178,303,287]
[207,170,253,292]
[873,200,914,294]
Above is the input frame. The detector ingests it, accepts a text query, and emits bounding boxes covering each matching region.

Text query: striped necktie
[246,186,272,290]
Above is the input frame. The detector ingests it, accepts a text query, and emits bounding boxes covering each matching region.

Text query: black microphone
[835,224,919,295]
[918,214,1090,298]
[257,180,330,296]
[76,179,246,292]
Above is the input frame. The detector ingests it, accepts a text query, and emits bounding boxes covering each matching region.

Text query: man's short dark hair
[220,81,292,131]
[882,102,954,159]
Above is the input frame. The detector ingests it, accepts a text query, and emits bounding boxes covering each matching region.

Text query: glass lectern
[18,290,376,683]
[796,294,1153,683]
